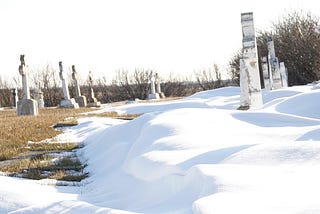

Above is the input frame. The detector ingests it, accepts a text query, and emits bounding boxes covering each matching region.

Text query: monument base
[75,96,87,107]
[60,98,79,109]
[87,101,102,107]
[148,93,160,100]
[17,99,39,116]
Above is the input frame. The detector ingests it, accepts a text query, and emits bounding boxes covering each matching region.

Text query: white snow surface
[2,85,320,213]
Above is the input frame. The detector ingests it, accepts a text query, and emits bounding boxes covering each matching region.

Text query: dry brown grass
[0,108,92,161]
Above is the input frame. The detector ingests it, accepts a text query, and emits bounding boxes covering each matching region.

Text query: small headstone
[239,12,263,110]
[34,88,45,108]
[267,36,282,90]
[17,55,38,116]
[155,73,165,98]
[261,57,271,90]
[58,61,79,108]
[148,73,160,100]
[72,65,87,107]
[279,62,288,87]
[87,71,101,107]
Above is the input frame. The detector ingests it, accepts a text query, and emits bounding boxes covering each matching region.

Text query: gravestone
[279,62,288,87]
[87,71,101,107]
[34,88,45,108]
[239,12,263,110]
[17,55,38,116]
[155,73,165,98]
[267,36,282,90]
[148,73,160,100]
[58,61,79,108]
[72,65,87,107]
[12,88,18,108]
[239,58,249,108]
[261,57,271,90]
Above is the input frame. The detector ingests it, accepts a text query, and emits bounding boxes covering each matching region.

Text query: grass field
[0,107,140,181]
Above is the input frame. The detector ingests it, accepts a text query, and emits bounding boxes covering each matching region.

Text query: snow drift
[2,85,320,214]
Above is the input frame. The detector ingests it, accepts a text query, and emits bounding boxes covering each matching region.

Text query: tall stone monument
[87,71,101,107]
[148,73,160,100]
[239,12,263,110]
[279,62,288,87]
[267,36,282,90]
[261,57,271,90]
[59,61,79,109]
[17,55,39,116]
[72,65,87,107]
[155,73,165,98]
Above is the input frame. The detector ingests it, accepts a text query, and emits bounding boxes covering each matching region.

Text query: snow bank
[2,85,320,213]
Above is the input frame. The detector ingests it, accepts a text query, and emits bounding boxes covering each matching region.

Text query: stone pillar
[148,73,160,100]
[239,12,263,110]
[87,71,101,107]
[267,36,282,90]
[17,55,38,116]
[261,57,271,91]
[59,61,79,108]
[155,73,165,98]
[279,62,288,87]
[72,65,87,107]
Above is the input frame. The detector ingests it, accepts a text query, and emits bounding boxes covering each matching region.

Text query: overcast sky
[0,0,319,83]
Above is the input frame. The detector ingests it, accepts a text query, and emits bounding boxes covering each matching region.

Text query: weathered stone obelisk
[267,36,282,90]
[155,73,165,98]
[72,65,87,107]
[279,62,288,87]
[261,57,271,90]
[148,73,160,100]
[59,62,79,108]
[239,12,263,110]
[17,55,38,116]
[87,71,101,107]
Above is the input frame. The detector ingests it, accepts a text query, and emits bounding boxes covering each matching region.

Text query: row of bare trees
[229,10,320,87]
[0,64,228,107]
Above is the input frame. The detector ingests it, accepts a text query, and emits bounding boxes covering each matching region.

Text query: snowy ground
[1,84,320,214]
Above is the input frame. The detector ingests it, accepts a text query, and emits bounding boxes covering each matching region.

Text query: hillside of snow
[1,84,320,214]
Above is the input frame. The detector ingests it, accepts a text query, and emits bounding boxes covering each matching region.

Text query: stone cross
[17,55,38,116]
[72,65,81,97]
[267,36,282,90]
[59,61,71,100]
[18,55,30,99]
[239,12,263,109]
[87,71,101,107]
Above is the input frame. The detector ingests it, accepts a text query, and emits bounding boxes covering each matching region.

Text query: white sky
[0,0,319,83]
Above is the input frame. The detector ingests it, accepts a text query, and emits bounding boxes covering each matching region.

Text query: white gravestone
[17,55,38,116]
[59,61,79,108]
[155,73,165,98]
[148,73,160,100]
[87,71,101,107]
[72,65,87,107]
[261,57,271,90]
[267,36,282,90]
[34,88,45,108]
[279,62,288,87]
[239,12,263,110]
